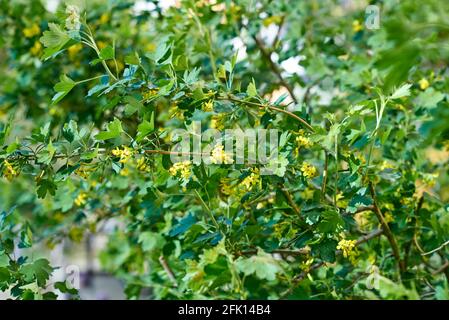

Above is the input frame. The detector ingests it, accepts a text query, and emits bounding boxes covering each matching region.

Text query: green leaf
[390,83,412,99]
[416,88,445,109]
[95,118,123,140]
[99,45,115,60]
[21,258,53,288]
[18,223,33,249]
[235,249,282,281]
[169,214,196,237]
[314,239,337,263]
[247,78,257,97]
[54,281,78,295]
[317,210,344,234]
[36,140,56,165]
[138,232,166,252]
[136,117,154,142]
[52,74,76,105]
[40,23,71,59]
[36,179,57,199]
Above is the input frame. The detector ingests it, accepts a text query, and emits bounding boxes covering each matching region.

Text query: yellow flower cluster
[169,160,192,180]
[111,146,133,164]
[202,100,214,112]
[74,192,88,206]
[352,20,363,32]
[136,157,149,172]
[220,178,234,196]
[418,78,430,90]
[210,144,234,164]
[142,88,159,100]
[2,160,18,181]
[300,162,318,179]
[23,23,40,38]
[337,239,357,259]
[296,135,313,148]
[241,168,260,191]
[75,166,93,179]
[99,13,110,24]
[68,44,83,61]
[220,168,262,199]
[210,114,225,130]
[30,41,42,56]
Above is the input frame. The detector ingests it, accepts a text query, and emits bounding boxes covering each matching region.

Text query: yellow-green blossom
[169,161,192,180]
[418,78,430,90]
[23,23,40,38]
[111,146,133,164]
[300,162,318,179]
[210,144,234,164]
[74,192,88,206]
[337,239,357,259]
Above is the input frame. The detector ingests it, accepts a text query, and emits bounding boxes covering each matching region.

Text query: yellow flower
[23,23,40,38]
[145,42,156,52]
[2,160,18,181]
[30,41,42,56]
[202,100,214,112]
[111,146,133,164]
[240,168,260,191]
[256,202,266,210]
[136,157,149,172]
[143,88,159,100]
[337,239,357,259]
[120,167,130,176]
[97,41,107,50]
[300,162,318,179]
[296,135,312,148]
[210,114,225,130]
[68,43,83,60]
[220,178,234,196]
[379,160,395,171]
[418,78,430,90]
[169,161,192,180]
[352,20,363,32]
[99,13,110,24]
[75,166,92,179]
[335,192,348,208]
[74,192,88,206]
[210,144,234,164]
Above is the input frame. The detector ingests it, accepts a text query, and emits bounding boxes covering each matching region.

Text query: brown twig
[237,248,310,257]
[280,184,302,219]
[158,255,178,287]
[252,35,298,105]
[224,97,314,132]
[369,182,406,273]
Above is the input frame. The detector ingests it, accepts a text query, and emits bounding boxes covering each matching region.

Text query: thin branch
[422,239,449,256]
[369,182,406,273]
[279,184,302,220]
[237,248,310,257]
[158,255,178,287]
[252,35,298,105]
[223,97,314,132]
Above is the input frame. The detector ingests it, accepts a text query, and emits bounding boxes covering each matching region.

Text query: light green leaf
[52,74,76,105]
[247,78,257,97]
[136,117,154,142]
[95,118,123,140]
[390,83,412,99]
[138,232,166,252]
[235,249,282,281]
[416,88,445,109]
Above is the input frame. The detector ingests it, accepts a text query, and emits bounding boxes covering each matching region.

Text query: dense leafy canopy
[0,0,448,300]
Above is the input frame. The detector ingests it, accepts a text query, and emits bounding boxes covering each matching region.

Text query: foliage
[0,0,449,300]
